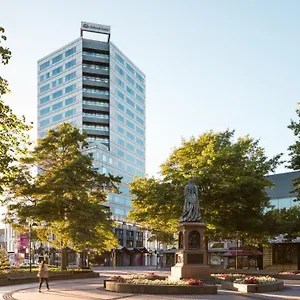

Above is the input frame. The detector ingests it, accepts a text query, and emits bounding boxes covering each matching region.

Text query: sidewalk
[0,271,300,300]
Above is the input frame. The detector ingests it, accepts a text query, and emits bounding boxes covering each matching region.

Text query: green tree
[129,130,281,245]
[0,248,9,266]
[4,123,121,270]
[288,104,300,201]
[0,26,31,193]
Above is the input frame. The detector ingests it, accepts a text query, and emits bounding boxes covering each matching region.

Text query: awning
[223,250,263,256]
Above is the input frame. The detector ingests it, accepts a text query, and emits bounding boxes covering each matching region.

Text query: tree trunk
[61,247,67,271]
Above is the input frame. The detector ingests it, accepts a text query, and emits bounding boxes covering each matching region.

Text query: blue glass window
[136,137,144,146]
[136,159,144,168]
[116,65,124,76]
[114,208,126,216]
[126,97,134,107]
[65,84,76,93]
[65,46,76,57]
[65,71,76,81]
[52,102,62,111]
[40,107,50,116]
[136,170,144,177]
[117,102,124,111]
[126,86,135,97]
[40,72,50,82]
[52,54,63,64]
[117,126,124,135]
[118,161,125,170]
[126,132,134,141]
[126,153,135,164]
[52,66,63,76]
[126,165,134,174]
[136,148,144,157]
[126,63,134,74]
[116,90,124,100]
[116,77,124,88]
[126,74,135,86]
[118,138,125,146]
[65,96,75,105]
[52,113,63,122]
[40,84,50,93]
[136,116,144,125]
[136,105,144,115]
[39,131,47,138]
[126,108,134,119]
[65,59,76,69]
[136,126,144,136]
[65,109,75,117]
[58,78,63,84]
[117,149,125,158]
[136,72,144,83]
[40,118,50,127]
[126,120,134,130]
[126,143,135,152]
[115,53,124,65]
[40,61,50,71]
[136,83,144,94]
[136,94,144,104]
[52,81,57,88]
[117,114,124,123]
[52,90,62,99]
[40,95,50,105]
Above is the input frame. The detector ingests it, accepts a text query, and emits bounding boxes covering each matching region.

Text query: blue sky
[1,0,299,176]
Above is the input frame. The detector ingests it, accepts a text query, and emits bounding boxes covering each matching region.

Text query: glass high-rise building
[37,22,146,223]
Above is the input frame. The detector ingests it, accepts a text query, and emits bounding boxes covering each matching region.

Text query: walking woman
[38,260,50,292]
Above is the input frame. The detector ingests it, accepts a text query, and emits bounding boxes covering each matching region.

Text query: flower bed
[105,273,217,295]
[221,276,284,293]
[277,270,300,280]
[211,273,245,283]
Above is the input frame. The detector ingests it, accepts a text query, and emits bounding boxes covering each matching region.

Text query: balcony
[83,128,109,137]
[82,102,109,113]
[83,78,109,89]
[83,53,109,65]
[82,113,109,124]
[83,91,109,101]
[83,64,109,76]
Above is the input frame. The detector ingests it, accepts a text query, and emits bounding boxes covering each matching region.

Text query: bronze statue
[179,178,201,222]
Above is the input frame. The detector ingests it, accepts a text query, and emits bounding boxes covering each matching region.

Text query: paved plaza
[0,268,299,300]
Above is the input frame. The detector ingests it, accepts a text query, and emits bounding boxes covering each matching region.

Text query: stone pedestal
[170,222,211,280]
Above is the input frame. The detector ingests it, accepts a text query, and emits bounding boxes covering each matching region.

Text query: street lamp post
[28,220,33,272]
[28,219,38,272]
[235,238,238,270]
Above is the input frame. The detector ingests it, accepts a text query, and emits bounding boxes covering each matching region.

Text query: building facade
[264,170,300,270]
[207,170,300,270]
[36,22,146,262]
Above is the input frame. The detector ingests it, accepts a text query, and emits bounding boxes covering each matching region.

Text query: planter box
[0,271,98,286]
[221,280,284,293]
[105,281,217,295]
[277,274,300,280]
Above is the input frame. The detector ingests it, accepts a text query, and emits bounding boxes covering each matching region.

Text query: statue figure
[179,178,201,223]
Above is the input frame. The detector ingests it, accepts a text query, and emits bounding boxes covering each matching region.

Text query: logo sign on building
[81,22,111,35]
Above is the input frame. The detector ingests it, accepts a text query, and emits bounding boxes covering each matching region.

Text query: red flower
[184,278,204,286]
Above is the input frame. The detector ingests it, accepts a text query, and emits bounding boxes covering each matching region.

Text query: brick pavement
[0,268,299,300]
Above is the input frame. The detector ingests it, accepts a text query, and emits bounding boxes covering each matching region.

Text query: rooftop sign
[81,21,110,35]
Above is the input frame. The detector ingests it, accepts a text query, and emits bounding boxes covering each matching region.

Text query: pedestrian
[37,260,50,292]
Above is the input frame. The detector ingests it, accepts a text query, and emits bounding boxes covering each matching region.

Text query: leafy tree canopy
[0,26,32,193]
[288,104,300,200]
[3,123,121,269]
[129,130,282,245]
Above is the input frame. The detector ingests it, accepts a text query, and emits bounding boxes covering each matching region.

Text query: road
[0,267,299,300]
